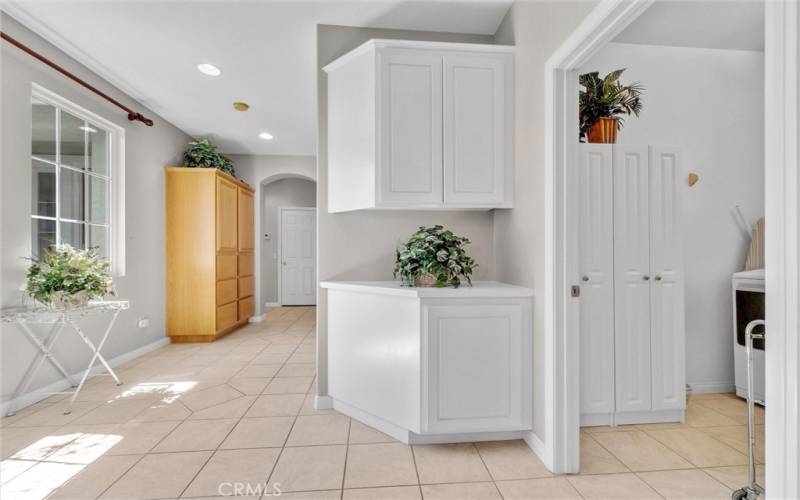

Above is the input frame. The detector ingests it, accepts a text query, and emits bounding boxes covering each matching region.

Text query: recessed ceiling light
[259,132,274,140]
[233,102,250,112]
[197,63,221,76]
[79,125,97,133]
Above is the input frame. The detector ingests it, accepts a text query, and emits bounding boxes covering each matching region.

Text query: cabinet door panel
[238,253,253,277]
[217,254,237,281]
[216,279,237,305]
[216,177,238,253]
[238,187,254,252]
[613,146,652,413]
[378,51,443,205]
[216,302,237,331]
[423,302,529,433]
[238,296,254,322]
[649,147,685,410]
[443,55,505,205]
[578,145,615,416]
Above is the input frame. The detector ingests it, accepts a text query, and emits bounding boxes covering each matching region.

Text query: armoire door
[216,177,238,253]
[443,55,505,206]
[237,187,254,253]
[649,147,685,411]
[613,145,653,413]
[578,145,615,417]
[378,50,443,206]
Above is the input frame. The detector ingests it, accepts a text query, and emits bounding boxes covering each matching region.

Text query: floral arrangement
[394,225,476,288]
[26,245,114,308]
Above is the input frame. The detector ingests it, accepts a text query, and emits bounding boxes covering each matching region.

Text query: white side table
[1,300,130,416]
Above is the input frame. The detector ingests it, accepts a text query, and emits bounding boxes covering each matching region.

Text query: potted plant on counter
[183,138,236,177]
[579,68,644,143]
[26,245,114,309]
[394,225,476,288]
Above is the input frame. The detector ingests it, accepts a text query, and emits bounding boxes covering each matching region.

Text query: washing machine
[732,269,765,403]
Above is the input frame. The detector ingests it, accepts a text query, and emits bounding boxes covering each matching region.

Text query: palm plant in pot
[579,68,644,143]
[394,225,476,288]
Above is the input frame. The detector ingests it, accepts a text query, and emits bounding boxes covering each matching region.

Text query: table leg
[7,320,71,417]
[65,310,123,414]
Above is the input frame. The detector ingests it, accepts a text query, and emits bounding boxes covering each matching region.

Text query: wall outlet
[138,316,150,329]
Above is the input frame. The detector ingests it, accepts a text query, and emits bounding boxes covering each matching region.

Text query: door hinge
[571,285,580,298]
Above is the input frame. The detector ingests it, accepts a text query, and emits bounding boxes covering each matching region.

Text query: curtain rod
[1,31,154,126]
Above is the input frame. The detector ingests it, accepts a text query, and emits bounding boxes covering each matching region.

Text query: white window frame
[31,83,126,276]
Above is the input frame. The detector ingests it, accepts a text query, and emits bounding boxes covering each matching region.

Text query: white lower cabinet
[322,281,533,444]
[579,144,686,426]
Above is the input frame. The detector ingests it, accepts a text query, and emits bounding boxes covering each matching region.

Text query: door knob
[582,276,589,282]
[643,275,650,281]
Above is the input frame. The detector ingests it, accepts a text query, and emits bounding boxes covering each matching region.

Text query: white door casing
[613,145,652,413]
[280,208,316,306]
[648,147,686,411]
[578,145,615,417]
[378,50,443,206]
[443,55,505,206]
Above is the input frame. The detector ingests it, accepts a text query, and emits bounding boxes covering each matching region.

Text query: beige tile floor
[0,307,765,499]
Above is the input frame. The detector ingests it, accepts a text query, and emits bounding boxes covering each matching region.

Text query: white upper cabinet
[324,40,514,212]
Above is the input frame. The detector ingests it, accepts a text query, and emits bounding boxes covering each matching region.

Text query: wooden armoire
[165,167,255,342]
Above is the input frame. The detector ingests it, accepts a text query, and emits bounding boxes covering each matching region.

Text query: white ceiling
[614,1,764,52]
[6,1,511,156]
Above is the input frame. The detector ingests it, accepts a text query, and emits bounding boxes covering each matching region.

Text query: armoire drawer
[238,253,253,277]
[238,296,254,321]
[216,302,237,331]
[216,279,238,305]
[239,276,254,298]
[217,254,237,280]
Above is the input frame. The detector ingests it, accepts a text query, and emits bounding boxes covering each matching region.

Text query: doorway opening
[258,176,317,308]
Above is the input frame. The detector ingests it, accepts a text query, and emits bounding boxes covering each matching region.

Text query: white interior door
[578,144,616,419]
[648,147,685,411]
[613,145,653,413]
[280,208,316,306]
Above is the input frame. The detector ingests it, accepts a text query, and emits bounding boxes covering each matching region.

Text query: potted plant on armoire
[579,68,644,143]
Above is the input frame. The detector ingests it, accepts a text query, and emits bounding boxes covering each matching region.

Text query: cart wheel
[731,489,748,500]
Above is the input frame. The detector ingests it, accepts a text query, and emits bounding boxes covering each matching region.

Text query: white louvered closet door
[613,146,653,413]
[649,147,686,411]
[578,144,615,417]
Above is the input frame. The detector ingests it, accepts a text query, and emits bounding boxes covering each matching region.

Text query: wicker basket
[414,273,438,287]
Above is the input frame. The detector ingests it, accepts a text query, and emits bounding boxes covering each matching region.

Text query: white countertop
[320,280,534,298]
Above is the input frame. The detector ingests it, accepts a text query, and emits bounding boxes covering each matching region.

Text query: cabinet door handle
[643,275,650,281]
[654,275,662,281]
[582,276,589,282]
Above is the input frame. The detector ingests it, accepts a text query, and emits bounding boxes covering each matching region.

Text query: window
[30,85,125,274]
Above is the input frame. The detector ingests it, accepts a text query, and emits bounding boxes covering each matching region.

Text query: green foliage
[579,68,644,141]
[394,225,477,288]
[183,139,236,177]
[26,245,114,307]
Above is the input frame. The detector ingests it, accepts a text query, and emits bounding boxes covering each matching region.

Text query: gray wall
[492,0,598,452]
[316,25,496,396]
[1,13,192,402]
[261,178,317,305]
[585,42,765,393]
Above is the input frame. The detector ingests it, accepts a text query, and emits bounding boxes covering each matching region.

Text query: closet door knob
[582,276,589,282]
[643,275,650,281]
[654,275,662,281]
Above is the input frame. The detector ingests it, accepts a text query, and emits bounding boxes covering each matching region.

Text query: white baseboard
[264,302,280,308]
[524,431,551,470]
[249,314,265,323]
[1,336,171,416]
[688,381,736,395]
[315,395,333,410]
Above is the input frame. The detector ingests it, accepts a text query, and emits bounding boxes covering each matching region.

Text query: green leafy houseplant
[579,68,644,142]
[26,245,114,309]
[183,138,236,177]
[394,225,477,288]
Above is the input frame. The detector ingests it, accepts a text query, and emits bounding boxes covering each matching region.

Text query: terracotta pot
[587,117,619,144]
